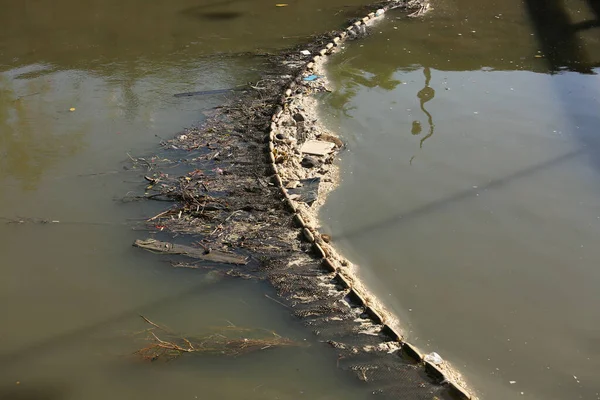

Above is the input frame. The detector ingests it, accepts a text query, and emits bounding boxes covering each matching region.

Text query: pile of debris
[131,1,473,399]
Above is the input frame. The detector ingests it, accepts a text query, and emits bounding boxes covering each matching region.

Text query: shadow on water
[196,11,244,20]
[0,269,229,368]
[331,0,600,240]
[587,0,600,19]
[0,384,67,400]
[179,0,250,15]
[337,149,583,240]
[523,0,600,168]
[180,3,246,21]
[523,0,599,73]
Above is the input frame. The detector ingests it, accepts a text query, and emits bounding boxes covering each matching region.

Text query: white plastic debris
[424,352,444,365]
[300,50,311,56]
[300,140,335,156]
[375,8,385,16]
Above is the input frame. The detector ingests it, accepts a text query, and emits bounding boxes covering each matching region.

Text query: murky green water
[0,0,382,398]
[321,1,600,399]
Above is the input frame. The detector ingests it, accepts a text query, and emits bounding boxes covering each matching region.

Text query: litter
[301,155,321,169]
[424,352,443,365]
[300,50,311,56]
[376,8,385,16]
[300,140,335,156]
[286,177,320,204]
[303,74,319,81]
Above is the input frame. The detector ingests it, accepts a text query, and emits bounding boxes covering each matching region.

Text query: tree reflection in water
[416,66,435,148]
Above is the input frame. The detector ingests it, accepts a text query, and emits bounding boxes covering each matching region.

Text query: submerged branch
[133,318,299,361]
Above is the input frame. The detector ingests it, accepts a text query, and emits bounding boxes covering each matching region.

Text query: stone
[293,113,305,122]
[318,133,343,147]
[301,155,321,168]
[272,174,283,187]
[285,198,297,213]
[293,213,305,228]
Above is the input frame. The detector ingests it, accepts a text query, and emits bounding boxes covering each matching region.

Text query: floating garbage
[375,8,385,16]
[303,74,319,81]
[424,352,444,365]
[300,50,311,56]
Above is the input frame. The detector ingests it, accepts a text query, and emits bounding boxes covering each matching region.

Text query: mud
[132,1,474,399]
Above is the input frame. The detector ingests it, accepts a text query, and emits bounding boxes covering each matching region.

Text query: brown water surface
[321,1,600,399]
[0,0,382,398]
